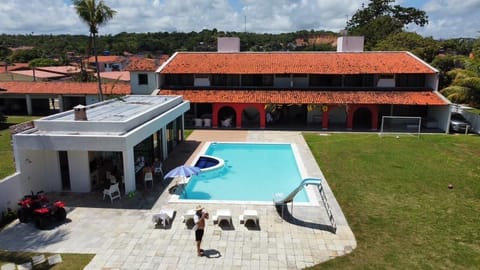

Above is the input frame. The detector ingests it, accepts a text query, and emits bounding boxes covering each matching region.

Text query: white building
[10,95,189,196]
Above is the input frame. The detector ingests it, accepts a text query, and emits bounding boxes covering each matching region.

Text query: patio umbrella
[164,165,201,183]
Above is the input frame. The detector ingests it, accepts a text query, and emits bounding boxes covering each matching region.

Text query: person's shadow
[202,249,222,258]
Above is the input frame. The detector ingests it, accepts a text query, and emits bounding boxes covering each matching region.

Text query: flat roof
[32,95,186,134]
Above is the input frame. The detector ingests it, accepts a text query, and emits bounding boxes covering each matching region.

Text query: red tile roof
[0,81,131,95]
[160,52,437,74]
[159,89,448,105]
[125,57,161,71]
[87,55,125,63]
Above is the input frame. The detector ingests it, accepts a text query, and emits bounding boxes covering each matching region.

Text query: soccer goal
[379,116,422,138]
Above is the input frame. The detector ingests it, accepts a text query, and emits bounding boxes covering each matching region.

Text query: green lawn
[304,133,480,269]
[2,127,479,268]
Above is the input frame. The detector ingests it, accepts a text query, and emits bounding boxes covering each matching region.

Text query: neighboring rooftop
[97,71,130,81]
[125,56,168,72]
[159,52,437,74]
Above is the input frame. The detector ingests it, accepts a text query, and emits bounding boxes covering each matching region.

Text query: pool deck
[0,130,356,270]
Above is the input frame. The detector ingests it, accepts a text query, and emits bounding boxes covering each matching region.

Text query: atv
[17,191,67,229]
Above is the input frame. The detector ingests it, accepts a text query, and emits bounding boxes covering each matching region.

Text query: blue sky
[2,0,479,39]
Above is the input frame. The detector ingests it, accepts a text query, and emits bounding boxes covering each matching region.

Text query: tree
[73,0,116,101]
[346,0,428,49]
[374,32,439,62]
[440,69,480,107]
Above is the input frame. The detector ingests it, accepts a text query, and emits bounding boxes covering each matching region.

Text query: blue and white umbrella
[164,165,201,182]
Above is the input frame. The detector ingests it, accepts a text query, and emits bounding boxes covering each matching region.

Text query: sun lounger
[212,209,232,226]
[182,209,196,225]
[152,208,175,227]
[47,254,63,266]
[239,209,259,227]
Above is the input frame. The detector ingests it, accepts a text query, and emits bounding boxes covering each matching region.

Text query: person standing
[193,205,209,256]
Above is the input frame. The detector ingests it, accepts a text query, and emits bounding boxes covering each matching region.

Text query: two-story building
[157,37,450,132]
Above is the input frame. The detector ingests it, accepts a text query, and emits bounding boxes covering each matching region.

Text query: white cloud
[0,0,477,39]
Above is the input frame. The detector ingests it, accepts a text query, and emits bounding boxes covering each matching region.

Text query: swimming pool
[179,142,309,203]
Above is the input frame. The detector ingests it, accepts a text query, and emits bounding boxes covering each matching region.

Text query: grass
[3,126,478,268]
[0,250,94,270]
[0,116,39,179]
[304,133,480,269]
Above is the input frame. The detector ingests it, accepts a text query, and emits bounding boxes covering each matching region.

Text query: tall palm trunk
[92,32,103,101]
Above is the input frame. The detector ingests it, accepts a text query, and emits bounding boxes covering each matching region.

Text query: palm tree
[440,69,480,107]
[73,0,116,101]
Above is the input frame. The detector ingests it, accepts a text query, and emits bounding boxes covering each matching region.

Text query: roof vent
[73,104,87,121]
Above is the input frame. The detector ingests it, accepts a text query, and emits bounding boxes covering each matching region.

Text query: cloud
[0,0,477,39]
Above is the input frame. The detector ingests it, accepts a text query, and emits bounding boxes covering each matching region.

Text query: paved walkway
[0,130,356,270]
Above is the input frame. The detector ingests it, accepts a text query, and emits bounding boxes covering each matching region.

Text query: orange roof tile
[125,57,161,71]
[160,52,437,75]
[0,81,131,95]
[87,55,125,63]
[159,89,448,105]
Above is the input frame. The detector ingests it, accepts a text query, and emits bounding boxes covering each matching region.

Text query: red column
[322,105,329,129]
[346,104,354,130]
[212,104,219,128]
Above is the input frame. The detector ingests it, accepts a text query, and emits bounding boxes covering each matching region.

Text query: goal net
[379,116,422,138]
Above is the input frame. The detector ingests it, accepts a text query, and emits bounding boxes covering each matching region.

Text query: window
[138,74,148,85]
[309,75,342,87]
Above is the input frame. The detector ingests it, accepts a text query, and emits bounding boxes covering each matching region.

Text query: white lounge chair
[103,183,121,203]
[16,262,32,270]
[31,255,46,266]
[239,209,259,227]
[152,208,175,227]
[47,254,62,266]
[212,209,232,226]
[182,209,196,226]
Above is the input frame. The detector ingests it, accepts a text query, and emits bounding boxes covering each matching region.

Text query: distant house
[157,37,451,132]
[126,56,168,95]
[87,55,127,72]
[0,81,131,115]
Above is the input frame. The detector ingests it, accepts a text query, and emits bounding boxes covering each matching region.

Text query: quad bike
[17,191,67,229]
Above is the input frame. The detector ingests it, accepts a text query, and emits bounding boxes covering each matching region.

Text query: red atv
[17,191,67,229]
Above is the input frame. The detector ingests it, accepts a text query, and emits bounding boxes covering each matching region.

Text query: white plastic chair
[144,171,153,188]
[203,118,211,127]
[194,118,203,128]
[221,117,232,127]
[103,183,121,203]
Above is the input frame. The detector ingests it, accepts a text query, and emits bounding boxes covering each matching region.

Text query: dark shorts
[195,229,204,241]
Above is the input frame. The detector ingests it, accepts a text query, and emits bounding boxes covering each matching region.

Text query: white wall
[68,151,91,192]
[0,173,24,213]
[428,105,451,133]
[217,37,240,52]
[130,71,157,95]
[337,36,364,52]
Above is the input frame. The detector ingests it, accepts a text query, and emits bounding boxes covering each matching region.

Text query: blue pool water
[180,143,308,202]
